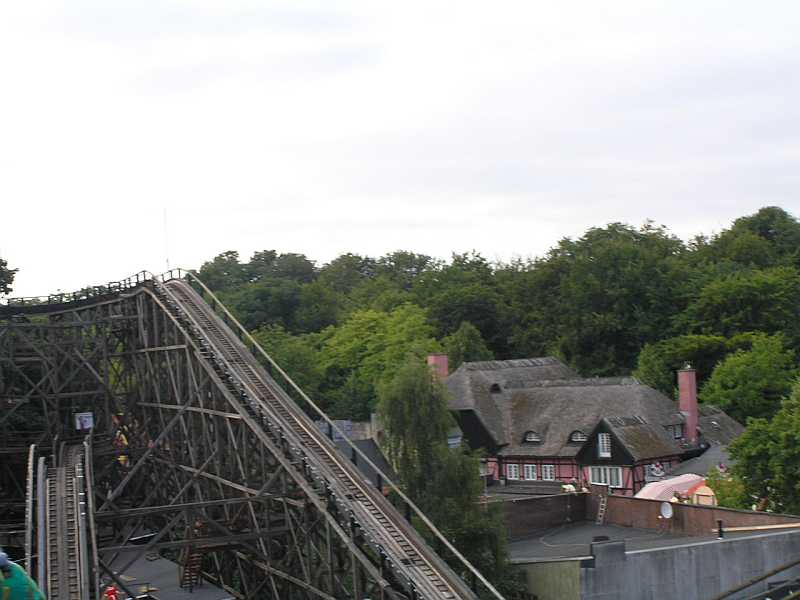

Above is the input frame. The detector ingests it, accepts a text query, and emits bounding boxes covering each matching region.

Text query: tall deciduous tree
[702,206,800,268]
[0,257,16,295]
[319,304,440,419]
[251,324,323,402]
[504,222,687,375]
[414,251,509,355]
[377,358,524,596]
[704,467,750,510]
[699,334,798,422]
[443,321,494,372]
[318,253,376,294]
[377,359,453,499]
[729,382,800,514]
[197,250,248,291]
[634,333,755,397]
[679,266,800,344]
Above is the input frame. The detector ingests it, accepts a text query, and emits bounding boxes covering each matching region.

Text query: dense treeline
[196,206,800,424]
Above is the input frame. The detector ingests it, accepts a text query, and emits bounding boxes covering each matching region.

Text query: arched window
[523,430,541,443]
[570,430,588,443]
[489,383,502,393]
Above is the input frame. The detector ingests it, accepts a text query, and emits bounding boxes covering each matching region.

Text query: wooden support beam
[95,495,282,520]
[99,529,290,553]
[139,401,242,420]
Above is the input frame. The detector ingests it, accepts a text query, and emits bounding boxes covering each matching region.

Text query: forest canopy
[195,206,800,422]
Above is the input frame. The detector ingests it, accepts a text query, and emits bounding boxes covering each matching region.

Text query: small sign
[75,412,94,431]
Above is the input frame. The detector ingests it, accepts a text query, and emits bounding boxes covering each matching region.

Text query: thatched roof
[447,357,743,463]
[446,357,578,447]
[497,377,685,460]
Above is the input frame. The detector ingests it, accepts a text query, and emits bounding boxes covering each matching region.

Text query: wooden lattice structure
[0,272,503,600]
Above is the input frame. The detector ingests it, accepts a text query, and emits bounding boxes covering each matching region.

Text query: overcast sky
[1,1,798,297]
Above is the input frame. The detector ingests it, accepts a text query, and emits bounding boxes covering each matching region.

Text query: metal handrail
[0,271,153,307]
[157,268,505,600]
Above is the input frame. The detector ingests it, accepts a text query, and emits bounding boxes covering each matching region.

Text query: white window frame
[524,431,541,443]
[589,466,622,488]
[598,433,611,458]
[571,431,588,443]
[523,464,537,481]
[506,463,520,480]
[541,464,555,481]
[670,424,684,439]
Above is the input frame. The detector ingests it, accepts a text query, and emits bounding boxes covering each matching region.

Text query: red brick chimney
[678,363,699,444]
[427,353,449,380]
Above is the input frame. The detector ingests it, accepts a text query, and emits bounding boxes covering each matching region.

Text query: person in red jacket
[103,584,119,600]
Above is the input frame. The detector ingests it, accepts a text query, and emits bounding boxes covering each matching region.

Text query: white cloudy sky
[1,1,798,297]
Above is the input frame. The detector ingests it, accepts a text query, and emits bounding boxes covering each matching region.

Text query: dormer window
[523,430,541,443]
[598,432,611,458]
[490,383,502,394]
[570,431,588,443]
[665,424,684,439]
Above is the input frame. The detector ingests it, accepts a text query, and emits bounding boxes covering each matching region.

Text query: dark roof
[447,358,742,463]
[670,445,732,477]
[601,416,682,461]
[697,405,744,446]
[496,378,684,460]
[335,439,398,484]
[446,357,578,447]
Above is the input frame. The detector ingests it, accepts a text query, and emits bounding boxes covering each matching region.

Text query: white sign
[75,412,94,430]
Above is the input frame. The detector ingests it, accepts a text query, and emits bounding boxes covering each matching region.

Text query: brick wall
[500,493,587,541]
[605,494,800,535]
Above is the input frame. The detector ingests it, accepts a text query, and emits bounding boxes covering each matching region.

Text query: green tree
[251,325,323,401]
[378,358,524,597]
[634,334,755,397]
[699,334,798,422]
[318,304,440,419]
[0,257,17,295]
[496,257,566,360]
[443,321,494,372]
[197,250,249,291]
[703,207,800,268]
[376,250,436,290]
[679,266,800,344]
[414,252,509,355]
[729,382,800,514]
[347,275,410,314]
[704,467,750,510]
[318,253,377,294]
[294,280,341,333]
[271,252,317,283]
[422,448,522,596]
[555,222,687,375]
[246,249,278,282]
[219,279,302,331]
[377,359,453,499]
[498,222,687,375]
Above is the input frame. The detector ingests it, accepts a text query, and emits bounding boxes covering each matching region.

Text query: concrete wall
[518,560,581,600]
[501,493,587,541]
[582,529,800,600]
[605,494,800,536]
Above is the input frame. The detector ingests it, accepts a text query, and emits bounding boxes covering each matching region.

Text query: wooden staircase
[180,548,204,591]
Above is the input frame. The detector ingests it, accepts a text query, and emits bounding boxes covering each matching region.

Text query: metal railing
[0,271,152,307]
